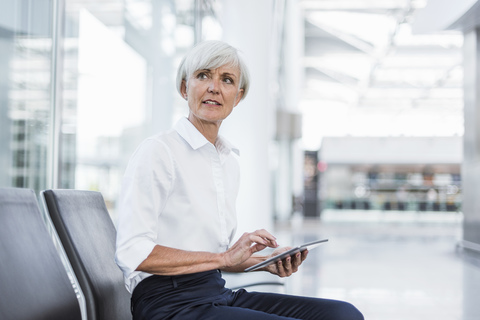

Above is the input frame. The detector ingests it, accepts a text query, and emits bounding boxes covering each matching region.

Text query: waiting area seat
[1,187,284,320]
[42,189,131,320]
[0,188,82,320]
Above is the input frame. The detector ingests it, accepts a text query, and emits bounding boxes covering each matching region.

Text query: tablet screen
[244,239,328,272]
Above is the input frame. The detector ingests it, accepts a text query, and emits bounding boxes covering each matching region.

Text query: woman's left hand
[265,247,308,277]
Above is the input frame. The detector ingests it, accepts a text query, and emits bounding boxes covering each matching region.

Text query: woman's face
[181,64,244,126]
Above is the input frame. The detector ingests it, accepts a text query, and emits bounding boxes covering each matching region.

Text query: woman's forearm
[136,245,227,275]
[137,230,279,275]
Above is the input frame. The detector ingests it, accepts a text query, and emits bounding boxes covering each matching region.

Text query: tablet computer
[244,239,328,272]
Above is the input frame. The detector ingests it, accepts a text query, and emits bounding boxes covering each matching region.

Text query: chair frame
[40,192,88,319]
[41,189,131,320]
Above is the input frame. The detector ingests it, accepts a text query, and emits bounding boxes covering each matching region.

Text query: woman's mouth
[203,99,221,106]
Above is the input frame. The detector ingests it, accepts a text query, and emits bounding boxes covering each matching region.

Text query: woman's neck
[187,115,221,145]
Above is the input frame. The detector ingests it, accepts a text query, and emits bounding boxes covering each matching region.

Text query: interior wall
[462,27,480,248]
[220,0,276,236]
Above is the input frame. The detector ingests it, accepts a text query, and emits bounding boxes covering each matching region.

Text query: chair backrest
[42,189,131,320]
[0,188,82,320]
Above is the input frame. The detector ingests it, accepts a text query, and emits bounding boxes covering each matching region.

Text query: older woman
[115,40,363,320]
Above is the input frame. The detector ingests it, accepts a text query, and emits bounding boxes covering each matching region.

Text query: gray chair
[42,189,131,320]
[0,187,82,320]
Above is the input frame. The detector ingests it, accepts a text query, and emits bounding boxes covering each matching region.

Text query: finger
[287,255,297,275]
[284,255,292,270]
[249,234,278,248]
[292,252,302,267]
[249,235,278,248]
[250,243,267,253]
[277,256,290,277]
[252,229,278,247]
[276,260,287,278]
[301,249,309,261]
[291,253,302,273]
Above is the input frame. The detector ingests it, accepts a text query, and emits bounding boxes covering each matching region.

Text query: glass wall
[0,0,54,192]
[0,0,222,219]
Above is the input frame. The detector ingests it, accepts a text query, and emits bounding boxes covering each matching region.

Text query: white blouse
[115,117,240,292]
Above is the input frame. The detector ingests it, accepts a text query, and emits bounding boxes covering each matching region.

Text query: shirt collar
[216,135,240,156]
[174,117,240,156]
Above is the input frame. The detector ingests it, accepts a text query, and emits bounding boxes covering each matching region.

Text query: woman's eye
[197,73,208,79]
[224,78,233,84]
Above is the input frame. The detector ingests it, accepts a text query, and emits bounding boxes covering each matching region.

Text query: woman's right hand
[222,229,278,268]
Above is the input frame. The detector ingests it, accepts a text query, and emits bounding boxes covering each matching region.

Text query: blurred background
[1,0,480,319]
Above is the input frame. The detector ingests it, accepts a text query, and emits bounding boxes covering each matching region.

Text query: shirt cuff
[116,238,157,281]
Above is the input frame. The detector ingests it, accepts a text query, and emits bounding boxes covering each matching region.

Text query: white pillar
[220,0,276,236]
[150,0,176,134]
[276,0,305,221]
[462,27,480,247]
[283,0,304,112]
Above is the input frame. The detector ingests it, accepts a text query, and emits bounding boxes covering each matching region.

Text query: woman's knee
[329,301,364,320]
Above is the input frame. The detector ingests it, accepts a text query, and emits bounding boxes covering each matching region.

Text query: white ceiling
[299,0,464,147]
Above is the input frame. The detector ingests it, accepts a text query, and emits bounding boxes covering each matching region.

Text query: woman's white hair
[176,40,250,100]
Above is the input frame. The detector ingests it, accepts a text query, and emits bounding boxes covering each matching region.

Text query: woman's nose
[208,79,220,93]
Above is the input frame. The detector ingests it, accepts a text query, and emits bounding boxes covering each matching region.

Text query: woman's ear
[234,89,244,107]
[180,80,188,100]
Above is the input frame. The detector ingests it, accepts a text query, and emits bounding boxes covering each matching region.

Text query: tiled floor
[273,210,480,320]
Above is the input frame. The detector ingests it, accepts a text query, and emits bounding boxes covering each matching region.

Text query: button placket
[210,147,229,247]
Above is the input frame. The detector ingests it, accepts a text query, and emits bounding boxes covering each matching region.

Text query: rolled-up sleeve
[115,138,174,288]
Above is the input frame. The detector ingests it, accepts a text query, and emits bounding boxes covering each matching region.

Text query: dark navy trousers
[131,270,363,320]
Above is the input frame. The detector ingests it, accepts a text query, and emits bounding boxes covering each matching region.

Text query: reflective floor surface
[273,210,480,320]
